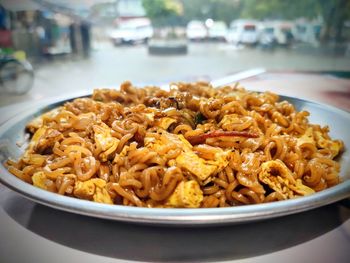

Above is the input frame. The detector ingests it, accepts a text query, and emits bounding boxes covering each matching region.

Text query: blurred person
[80,21,91,57]
[35,25,46,57]
[69,23,77,54]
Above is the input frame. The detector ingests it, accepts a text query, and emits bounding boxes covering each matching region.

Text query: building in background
[118,0,145,19]
[0,0,97,58]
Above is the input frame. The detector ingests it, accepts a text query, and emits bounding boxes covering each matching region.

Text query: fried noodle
[6,81,344,208]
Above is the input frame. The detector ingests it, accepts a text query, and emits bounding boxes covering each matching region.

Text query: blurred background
[0,0,349,107]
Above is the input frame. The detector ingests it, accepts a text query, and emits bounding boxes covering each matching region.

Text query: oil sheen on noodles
[6,81,344,208]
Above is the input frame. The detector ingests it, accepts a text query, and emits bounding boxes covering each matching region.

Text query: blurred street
[1,41,349,107]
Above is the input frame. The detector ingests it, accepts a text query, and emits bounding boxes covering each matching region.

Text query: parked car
[208,21,228,41]
[294,20,321,45]
[267,21,295,46]
[258,26,277,49]
[109,18,153,45]
[226,19,260,45]
[186,20,207,41]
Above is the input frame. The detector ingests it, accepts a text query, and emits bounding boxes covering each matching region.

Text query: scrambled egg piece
[176,136,229,181]
[73,178,113,204]
[73,112,96,130]
[74,180,95,199]
[154,117,176,130]
[166,180,203,208]
[28,126,47,152]
[259,160,314,199]
[296,128,343,158]
[93,187,113,204]
[144,112,155,122]
[176,152,217,181]
[297,127,315,147]
[22,153,47,166]
[32,171,50,190]
[314,131,343,158]
[145,130,229,181]
[93,123,119,161]
[144,131,191,153]
[27,126,62,154]
[292,179,315,196]
[26,108,61,133]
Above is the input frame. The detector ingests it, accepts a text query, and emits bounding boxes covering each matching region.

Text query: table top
[1,72,349,263]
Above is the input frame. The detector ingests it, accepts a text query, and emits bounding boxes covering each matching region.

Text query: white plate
[0,94,349,225]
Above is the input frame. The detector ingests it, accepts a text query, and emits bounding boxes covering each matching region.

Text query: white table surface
[1,73,349,263]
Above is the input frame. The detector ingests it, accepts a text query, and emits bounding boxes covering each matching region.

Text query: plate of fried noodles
[0,81,349,225]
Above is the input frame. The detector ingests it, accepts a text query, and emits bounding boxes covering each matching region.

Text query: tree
[318,0,350,42]
[142,0,183,27]
[240,0,320,20]
[240,0,350,42]
[182,0,242,25]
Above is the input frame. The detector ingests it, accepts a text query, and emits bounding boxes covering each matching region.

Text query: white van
[260,21,295,46]
[109,18,153,45]
[294,21,321,45]
[273,21,295,46]
[226,19,260,45]
[208,21,228,41]
[186,20,207,41]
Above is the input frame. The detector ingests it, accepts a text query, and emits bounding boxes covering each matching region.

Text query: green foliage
[142,0,350,40]
[182,0,242,24]
[240,0,320,20]
[142,0,183,26]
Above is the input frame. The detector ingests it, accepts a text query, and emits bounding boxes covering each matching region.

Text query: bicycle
[0,49,34,95]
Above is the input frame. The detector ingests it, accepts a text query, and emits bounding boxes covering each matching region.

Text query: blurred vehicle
[294,21,321,45]
[258,25,277,50]
[208,21,228,41]
[271,21,295,46]
[226,19,260,45]
[0,49,34,95]
[109,18,153,45]
[186,20,207,41]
